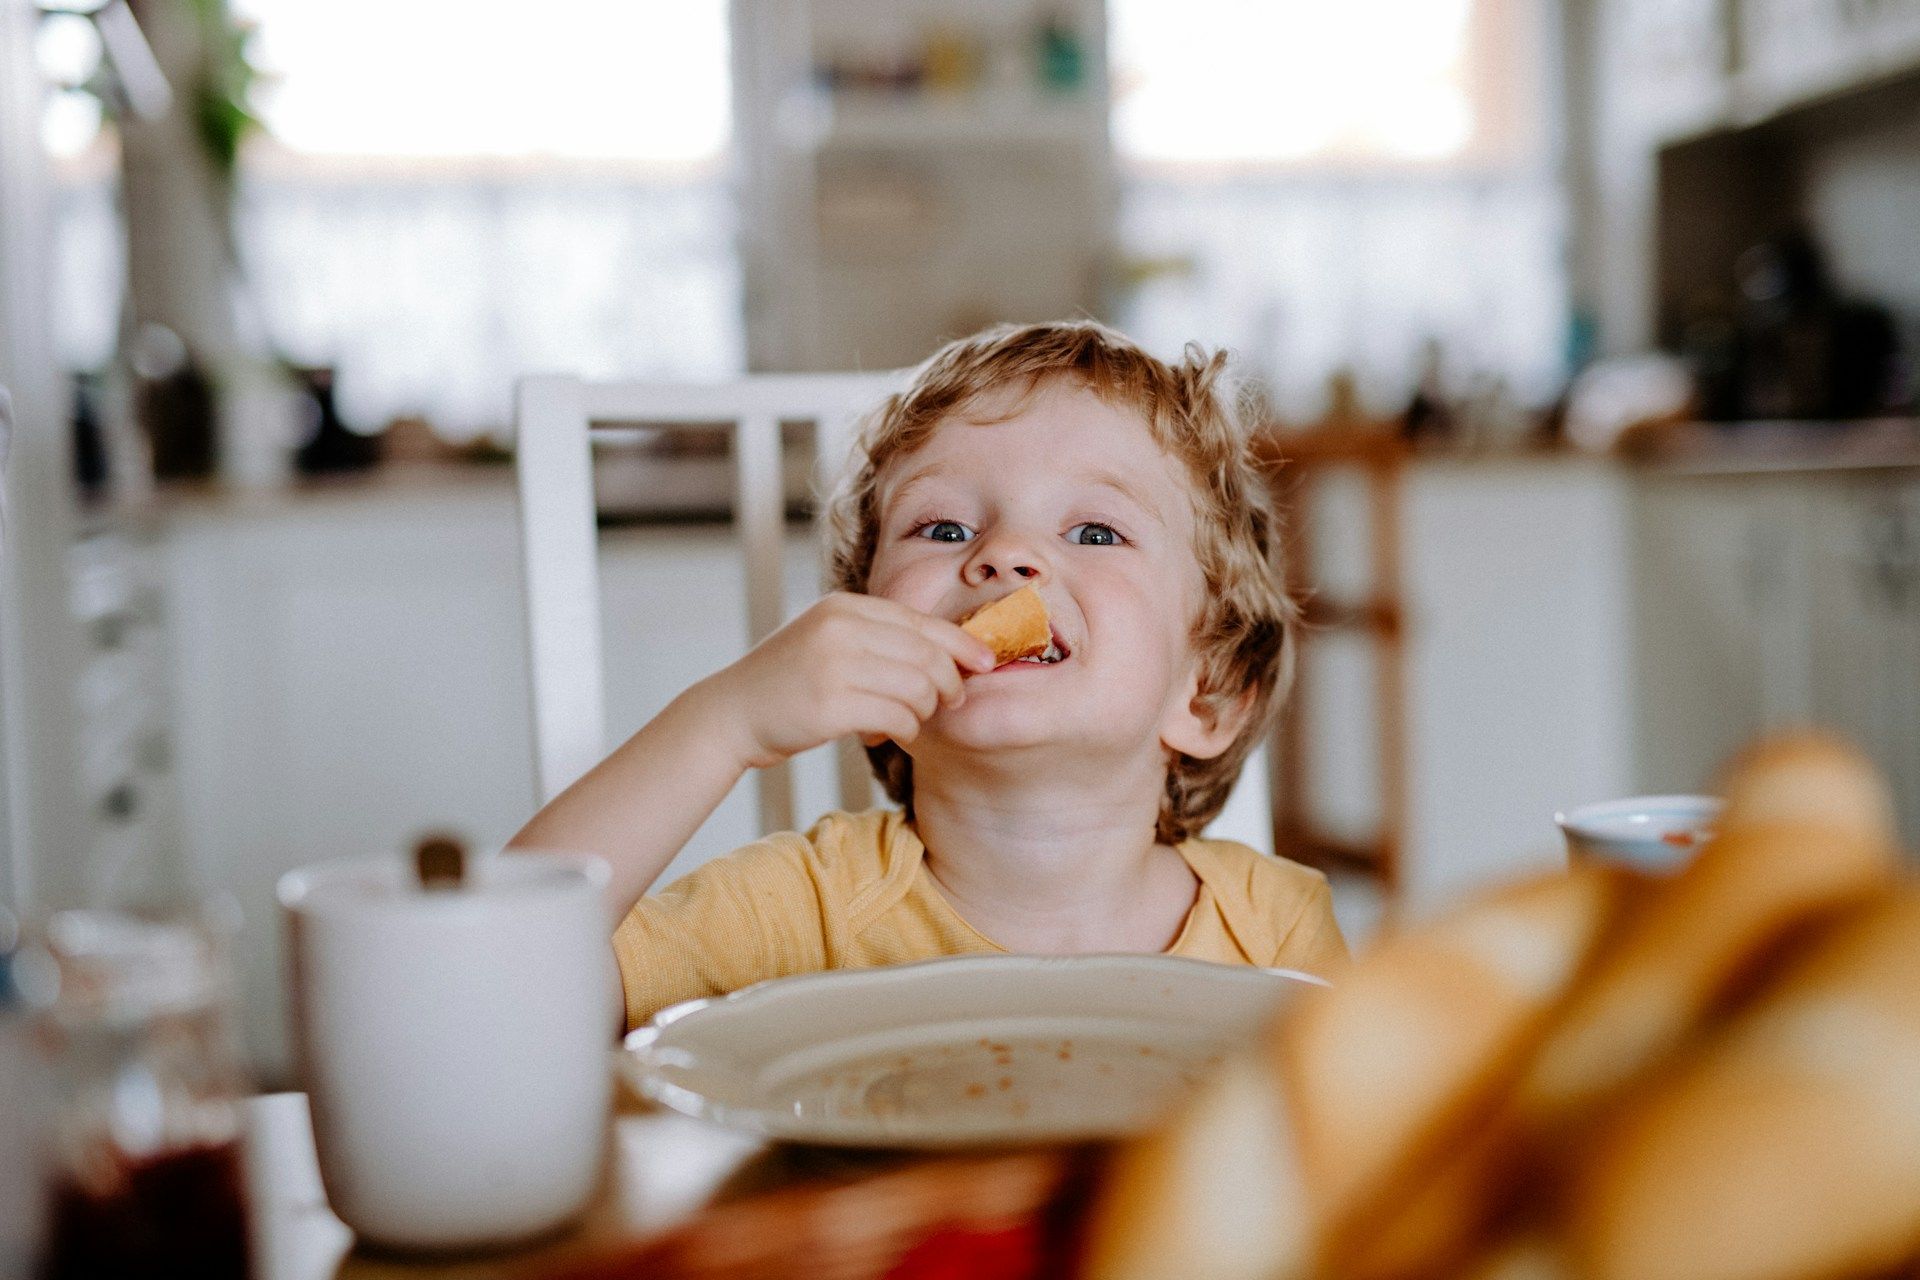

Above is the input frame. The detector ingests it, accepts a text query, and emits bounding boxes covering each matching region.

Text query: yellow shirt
[612,807,1349,1030]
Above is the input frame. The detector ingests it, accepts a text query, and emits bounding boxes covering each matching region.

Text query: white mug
[279,850,614,1252]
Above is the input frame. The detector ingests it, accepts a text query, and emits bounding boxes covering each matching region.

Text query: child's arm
[508,591,996,916]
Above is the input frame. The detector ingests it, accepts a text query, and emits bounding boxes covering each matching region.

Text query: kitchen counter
[147,449,821,528]
[145,461,514,520]
[134,416,1920,525]
[1618,418,1920,476]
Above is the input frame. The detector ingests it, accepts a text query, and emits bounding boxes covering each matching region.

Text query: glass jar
[27,907,252,1279]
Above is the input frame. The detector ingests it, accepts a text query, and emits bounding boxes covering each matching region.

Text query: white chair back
[512,372,905,836]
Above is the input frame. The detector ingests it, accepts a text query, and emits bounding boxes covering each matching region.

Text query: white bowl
[1555,794,1723,873]
[621,954,1325,1149]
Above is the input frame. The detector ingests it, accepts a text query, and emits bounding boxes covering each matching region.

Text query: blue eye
[917,520,973,543]
[1067,523,1123,546]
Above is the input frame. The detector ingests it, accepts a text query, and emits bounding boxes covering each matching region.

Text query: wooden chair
[1257,426,1411,898]
[511,372,906,836]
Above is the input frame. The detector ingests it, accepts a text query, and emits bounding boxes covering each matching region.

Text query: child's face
[867,379,1239,769]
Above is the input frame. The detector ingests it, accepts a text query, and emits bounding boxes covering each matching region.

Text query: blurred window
[1108,0,1566,418]
[239,0,729,162]
[52,0,741,437]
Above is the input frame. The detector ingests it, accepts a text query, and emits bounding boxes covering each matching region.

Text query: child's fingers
[922,615,998,675]
[847,594,996,674]
[849,694,922,750]
[856,657,944,725]
[862,626,968,708]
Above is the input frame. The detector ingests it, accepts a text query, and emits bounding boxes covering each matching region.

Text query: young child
[510,321,1347,1030]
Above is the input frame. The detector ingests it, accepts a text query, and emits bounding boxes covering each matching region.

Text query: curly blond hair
[823,320,1296,845]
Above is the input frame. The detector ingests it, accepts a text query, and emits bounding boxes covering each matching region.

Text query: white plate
[620,954,1326,1149]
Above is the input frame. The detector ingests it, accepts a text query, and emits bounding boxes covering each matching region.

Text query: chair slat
[578,373,898,425]
[735,412,795,834]
[814,401,880,817]
[515,375,608,806]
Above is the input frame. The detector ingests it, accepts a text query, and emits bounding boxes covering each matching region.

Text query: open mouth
[1008,629,1071,667]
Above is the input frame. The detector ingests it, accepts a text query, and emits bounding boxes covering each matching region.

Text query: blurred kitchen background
[3,0,1918,1081]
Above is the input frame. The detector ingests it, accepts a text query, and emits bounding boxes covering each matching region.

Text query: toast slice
[959,585,1051,666]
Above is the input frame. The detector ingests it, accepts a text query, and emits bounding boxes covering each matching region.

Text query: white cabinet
[1306,456,1920,910]
[1632,466,1920,848]
[1741,0,1920,115]
[1594,0,1920,144]
[1741,0,1866,109]
[1808,472,1920,843]
[1602,0,1732,140]
[67,525,185,906]
[1631,474,1818,790]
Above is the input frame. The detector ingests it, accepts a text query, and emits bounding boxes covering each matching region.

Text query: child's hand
[699,593,998,770]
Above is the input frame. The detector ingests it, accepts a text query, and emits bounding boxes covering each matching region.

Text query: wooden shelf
[1262,426,1410,896]
[779,87,1098,151]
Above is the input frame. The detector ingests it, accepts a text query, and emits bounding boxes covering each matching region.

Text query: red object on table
[541,1146,1096,1280]
[887,1221,1043,1280]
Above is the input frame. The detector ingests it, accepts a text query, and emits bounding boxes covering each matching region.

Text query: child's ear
[1161,679,1258,762]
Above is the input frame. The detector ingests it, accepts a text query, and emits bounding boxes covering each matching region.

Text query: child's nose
[964,535,1046,585]
[967,558,1041,584]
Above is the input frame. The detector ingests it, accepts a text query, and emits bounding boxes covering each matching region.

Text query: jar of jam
[28,907,252,1279]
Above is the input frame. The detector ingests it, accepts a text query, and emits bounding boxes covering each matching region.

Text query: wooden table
[245,1090,1084,1280]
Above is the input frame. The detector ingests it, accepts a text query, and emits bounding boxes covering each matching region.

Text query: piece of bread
[1081,866,1635,1280]
[1279,865,1633,1270]
[959,585,1050,665]
[1084,731,1913,1280]
[1716,731,1900,840]
[1565,887,1920,1280]
[1344,732,1903,1278]
[1516,731,1899,1127]
[1080,1051,1311,1280]
[1456,1233,1575,1280]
